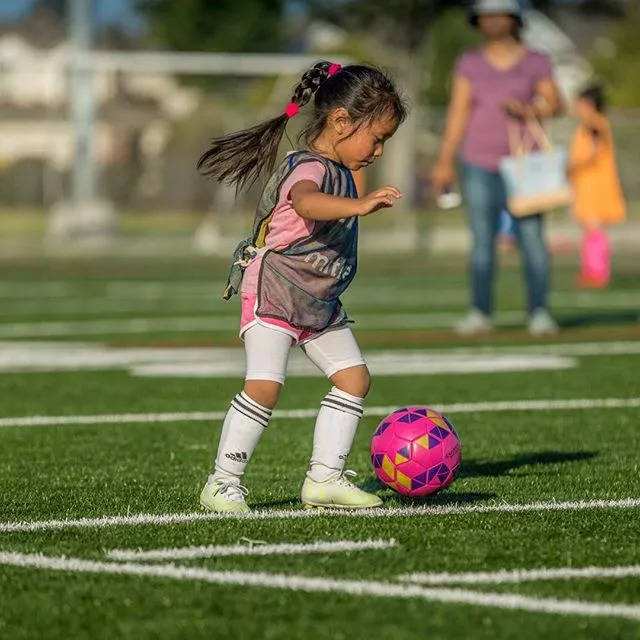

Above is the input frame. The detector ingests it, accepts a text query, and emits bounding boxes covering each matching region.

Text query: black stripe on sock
[326,393,363,412]
[231,401,269,428]
[233,395,271,423]
[239,393,272,419]
[321,399,364,417]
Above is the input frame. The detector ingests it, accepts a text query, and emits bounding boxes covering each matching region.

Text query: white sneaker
[528,308,559,336]
[200,479,250,513]
[454,309,493,335]
[301,470,383,510]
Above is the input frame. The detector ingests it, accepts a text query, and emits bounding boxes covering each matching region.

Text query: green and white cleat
[199,479,250,513]
[301,470,383,510]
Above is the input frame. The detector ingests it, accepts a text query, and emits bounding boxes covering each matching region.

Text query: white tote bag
[499,119,571,217]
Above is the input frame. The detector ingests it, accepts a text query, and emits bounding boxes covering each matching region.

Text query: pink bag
[580,229,610,286]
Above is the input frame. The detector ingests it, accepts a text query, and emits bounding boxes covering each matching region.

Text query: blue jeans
[461,162,550,315]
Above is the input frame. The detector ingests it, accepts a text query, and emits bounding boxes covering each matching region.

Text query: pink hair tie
[284,102,300,118]
[328,63,342,77]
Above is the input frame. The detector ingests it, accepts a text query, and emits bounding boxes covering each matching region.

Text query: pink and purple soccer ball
[370,407,461,497]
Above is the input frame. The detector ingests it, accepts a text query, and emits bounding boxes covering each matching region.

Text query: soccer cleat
[454,309,493,335]
[199,479,250,513]
[528,308,559,336]
[301,470,383,509]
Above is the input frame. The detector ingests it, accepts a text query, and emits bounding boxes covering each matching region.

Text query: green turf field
[1,250,639,639]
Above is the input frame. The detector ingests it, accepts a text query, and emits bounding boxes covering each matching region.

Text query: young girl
[569,84,626,288]
[197,61,406,512]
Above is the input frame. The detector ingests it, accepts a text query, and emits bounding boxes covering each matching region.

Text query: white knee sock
[209,391,272,483]
[307,386,364,482]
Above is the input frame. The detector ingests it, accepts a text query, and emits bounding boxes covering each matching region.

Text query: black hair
[197,61,407,191]
[511,17,523,42]
[579,83,607,113]
[470,13,523,41]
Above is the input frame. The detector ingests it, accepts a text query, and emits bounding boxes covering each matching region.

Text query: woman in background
[569,84,626,288]
[432,0,563,336]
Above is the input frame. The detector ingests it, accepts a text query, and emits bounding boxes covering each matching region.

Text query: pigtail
[197,61,335,192]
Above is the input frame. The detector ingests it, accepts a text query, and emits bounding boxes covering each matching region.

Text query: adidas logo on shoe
[225,451,248,463]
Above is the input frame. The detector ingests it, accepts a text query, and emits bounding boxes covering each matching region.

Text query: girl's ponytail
[197,61,338,191]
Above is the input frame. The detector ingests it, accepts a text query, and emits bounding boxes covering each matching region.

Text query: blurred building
[0,5,200,208]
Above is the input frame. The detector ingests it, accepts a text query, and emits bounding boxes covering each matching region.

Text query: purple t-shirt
[455,48,553,171]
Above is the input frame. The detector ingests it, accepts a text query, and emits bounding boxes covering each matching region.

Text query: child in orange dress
[569,85,626,288]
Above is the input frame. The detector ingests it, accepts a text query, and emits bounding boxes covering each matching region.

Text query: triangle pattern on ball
[375,421,390,437]
[397,412,422,423]
[429,425,450,441]
[429,417,449,430]
[427,463,449,483]
[412,471,428,489]
[428,435,441,448]
[371,453,385,469]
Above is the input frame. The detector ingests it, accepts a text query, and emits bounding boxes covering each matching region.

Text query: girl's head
[197,61,407,189]
[574,84,606,120]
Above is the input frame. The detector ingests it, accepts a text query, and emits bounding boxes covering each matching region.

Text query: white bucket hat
[469,0,524,27]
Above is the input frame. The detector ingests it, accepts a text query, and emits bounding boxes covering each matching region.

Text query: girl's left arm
[291,180,401,221]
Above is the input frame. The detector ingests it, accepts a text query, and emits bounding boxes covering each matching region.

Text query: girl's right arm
[291,180,402,221]
[569,116,611,174]
[431,74,472,195]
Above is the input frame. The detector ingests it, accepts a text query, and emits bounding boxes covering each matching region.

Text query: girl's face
[573,97,598,122]
[477,14,517,39]
[332,113,398,171]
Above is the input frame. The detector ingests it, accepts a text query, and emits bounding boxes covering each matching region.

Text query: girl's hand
[356,186,402,216]
[431,160,457,196]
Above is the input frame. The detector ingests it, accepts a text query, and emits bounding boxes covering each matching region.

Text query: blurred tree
[137,0,285,52]
[591,4,640,106]
[422,8,480,107]
[311,0,464,55]
[311,0,628,55]
[35,0,66,17]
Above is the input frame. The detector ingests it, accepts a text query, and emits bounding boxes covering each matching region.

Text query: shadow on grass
[558,310,639,329]
[459,450,598,479]
[253,451,594,509]
[253,497,301,509]
[254,490,497,510]
[390,491,497,508]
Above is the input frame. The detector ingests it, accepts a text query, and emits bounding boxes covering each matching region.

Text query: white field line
[1,552,639,621]
[131,354,575,379]
[398,565,640,586]
[1,396,638,429]
[0,340,637,376]
[1,279,636,304]
[2,339,638,357]
[2,293,636,315]
[0,342,575,377]
[0,311,548,337]
[107,538,397,561]
[0,299,227,317]
[0,317,231,337]
[409,340,640,358]
[2,498,640,534]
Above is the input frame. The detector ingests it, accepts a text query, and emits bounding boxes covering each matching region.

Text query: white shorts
[244,323,366,384]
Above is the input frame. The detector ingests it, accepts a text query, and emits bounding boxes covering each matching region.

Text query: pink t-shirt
[241,159,326,295]
[239,158,327,343]
[455,48,554,171]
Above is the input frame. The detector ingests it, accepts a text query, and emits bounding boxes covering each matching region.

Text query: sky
[0,0,145,33]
